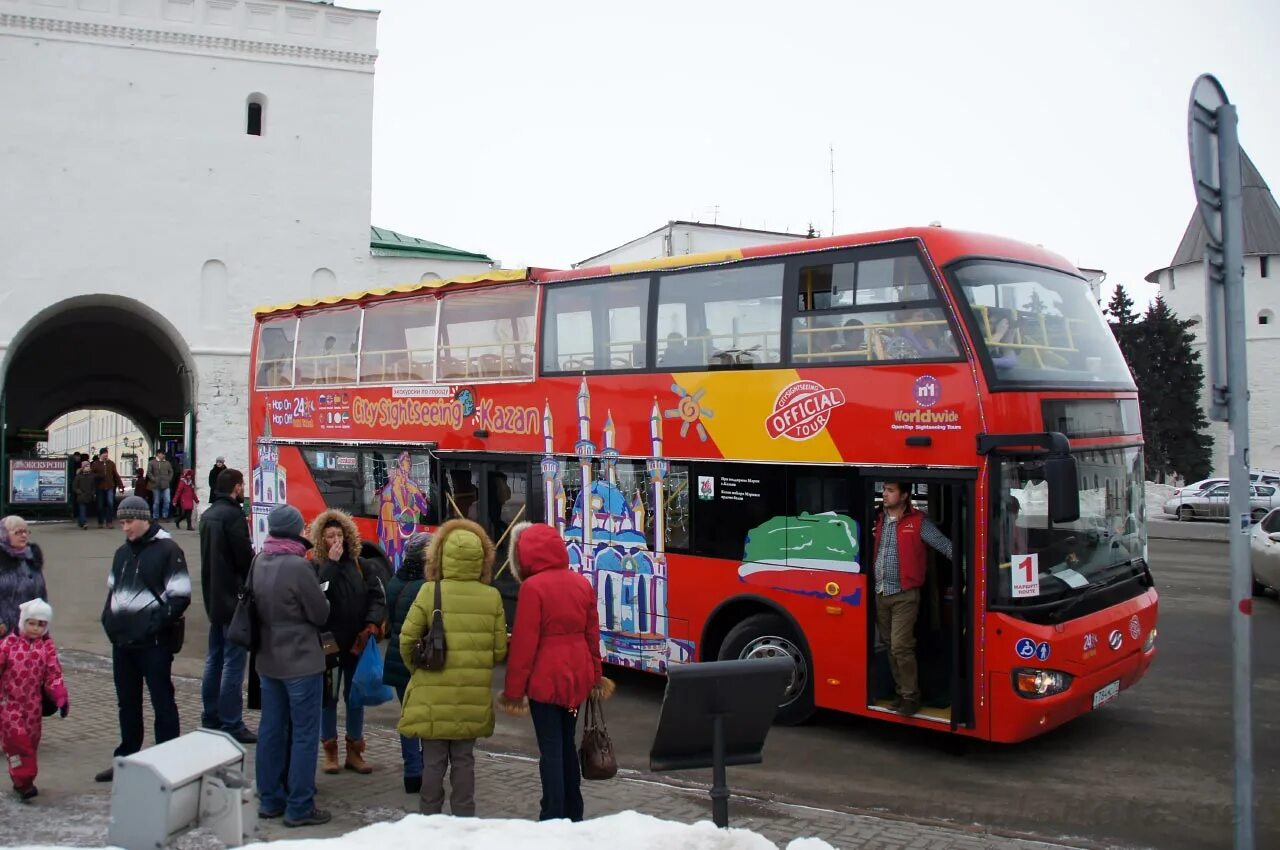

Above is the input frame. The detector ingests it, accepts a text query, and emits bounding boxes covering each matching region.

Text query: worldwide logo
[766,379,847,442]
[914,374,941,408]
[1108,629,1124,651]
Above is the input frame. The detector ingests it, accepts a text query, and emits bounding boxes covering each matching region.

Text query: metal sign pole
[1188,73,1252,849]
[1217,101,1253,850]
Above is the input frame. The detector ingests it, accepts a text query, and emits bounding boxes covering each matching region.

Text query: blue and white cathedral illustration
[542,379,692,671]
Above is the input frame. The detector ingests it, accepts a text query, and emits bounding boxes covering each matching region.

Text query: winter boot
[344,737,373,774]
[321,738,341,775]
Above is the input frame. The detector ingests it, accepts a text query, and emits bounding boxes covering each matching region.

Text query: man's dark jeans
[529,700,583,822]
[201,624,248,733]
[111,644,180,757]
[97,489,117,525]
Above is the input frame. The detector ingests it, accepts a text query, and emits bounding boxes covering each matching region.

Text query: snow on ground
[7,810,837,850]
[1146,481,1178,520]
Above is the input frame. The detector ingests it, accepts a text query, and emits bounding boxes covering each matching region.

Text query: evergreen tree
[1139,297,1213,482]
[1105,284,1144,387]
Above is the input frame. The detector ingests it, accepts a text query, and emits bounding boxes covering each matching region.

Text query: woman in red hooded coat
[499,522,609,822]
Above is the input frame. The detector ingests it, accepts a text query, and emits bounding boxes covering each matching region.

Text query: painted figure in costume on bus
[376,452,430,572]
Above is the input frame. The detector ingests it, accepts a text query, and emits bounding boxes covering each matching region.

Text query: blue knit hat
[267,504,305,538]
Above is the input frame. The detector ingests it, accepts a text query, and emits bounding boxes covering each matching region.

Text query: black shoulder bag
[410,581,447,671]
[227,558,259,651]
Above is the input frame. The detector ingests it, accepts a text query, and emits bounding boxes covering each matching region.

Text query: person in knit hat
[95,495,191,784]
[252,503,332,828]
[398,519,506,816]
[0,598,69,800]
[382,530,431,793]
[500,522,611,823]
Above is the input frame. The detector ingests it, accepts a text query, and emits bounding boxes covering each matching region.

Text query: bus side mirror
[1046,455,1080,524]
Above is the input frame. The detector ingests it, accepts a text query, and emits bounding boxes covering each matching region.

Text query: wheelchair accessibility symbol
[1015,638,1051,661]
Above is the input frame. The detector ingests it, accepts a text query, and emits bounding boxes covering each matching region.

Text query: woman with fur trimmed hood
[398,519,507,816]
[499,522,611,823]
[310,509,387,775]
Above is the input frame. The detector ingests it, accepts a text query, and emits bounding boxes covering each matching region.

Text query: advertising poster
[9,458,68,504]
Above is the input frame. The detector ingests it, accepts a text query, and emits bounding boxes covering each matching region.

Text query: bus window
[791,251,956,364]
[438,285,536,381]
[294,307,359,386]
[256,317,297,388]
[951,261,1134,387]
[301,448,364,516]
[360,296,437,383]
[657,264,783,368]
[543,278,649,373]
[692,464,787,560]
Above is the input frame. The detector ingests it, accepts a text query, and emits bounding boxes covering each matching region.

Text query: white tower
[0,0,490,496]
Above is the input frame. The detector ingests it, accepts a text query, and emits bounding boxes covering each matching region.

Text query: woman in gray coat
[252,505,330,828]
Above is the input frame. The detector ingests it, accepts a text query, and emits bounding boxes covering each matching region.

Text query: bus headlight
[1142,628,1157,653]
[1012,668,1073,698]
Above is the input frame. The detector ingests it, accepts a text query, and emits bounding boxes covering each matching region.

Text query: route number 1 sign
[1012,553,1040,598]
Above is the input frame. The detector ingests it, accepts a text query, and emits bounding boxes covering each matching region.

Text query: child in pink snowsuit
[0,598,68,800]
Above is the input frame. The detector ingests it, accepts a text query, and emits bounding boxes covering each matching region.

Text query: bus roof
[252,226,1079,318]
[252,268,534,317]
[546,226,1079,283]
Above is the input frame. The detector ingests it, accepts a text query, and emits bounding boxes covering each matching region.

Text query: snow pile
[7,811,837,850]
[1146,482,1177,519]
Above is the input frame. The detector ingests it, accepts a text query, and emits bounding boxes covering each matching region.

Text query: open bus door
[435,455,539,629]
[863,476,973,730]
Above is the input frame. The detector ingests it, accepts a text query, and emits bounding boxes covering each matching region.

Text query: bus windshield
[950,261,1134,388]
[993,447,1146,610]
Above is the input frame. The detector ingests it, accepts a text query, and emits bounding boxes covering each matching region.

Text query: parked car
[1249,508,1280,596]
[1171,477,1227,498]
[1162,482,1280,522]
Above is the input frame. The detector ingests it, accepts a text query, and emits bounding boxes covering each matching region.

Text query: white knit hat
[19,598,52,626]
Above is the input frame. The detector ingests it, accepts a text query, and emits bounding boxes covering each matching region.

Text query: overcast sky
[345,0,1278,309]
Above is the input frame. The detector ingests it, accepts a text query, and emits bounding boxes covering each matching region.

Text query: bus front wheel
[718,613,815,726]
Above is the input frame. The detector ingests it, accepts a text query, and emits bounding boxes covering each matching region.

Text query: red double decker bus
[248,226,1156,742]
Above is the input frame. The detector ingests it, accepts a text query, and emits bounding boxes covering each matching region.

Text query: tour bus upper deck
[252,227,1126,400]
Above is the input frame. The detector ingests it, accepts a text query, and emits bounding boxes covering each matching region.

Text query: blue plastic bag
[351,639,396,707]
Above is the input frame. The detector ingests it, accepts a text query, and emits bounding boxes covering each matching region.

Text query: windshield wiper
[1047,560,1142,622]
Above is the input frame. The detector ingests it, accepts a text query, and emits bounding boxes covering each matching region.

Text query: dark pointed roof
[1145,151,1280,282]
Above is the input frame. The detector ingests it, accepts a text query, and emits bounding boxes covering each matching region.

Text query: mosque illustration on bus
[252,378,864,675]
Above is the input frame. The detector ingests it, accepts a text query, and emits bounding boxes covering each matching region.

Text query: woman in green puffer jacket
[383,531,430,794]
[398,519,507,816]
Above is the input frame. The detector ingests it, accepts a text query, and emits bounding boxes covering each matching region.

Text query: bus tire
[717,613,815,726]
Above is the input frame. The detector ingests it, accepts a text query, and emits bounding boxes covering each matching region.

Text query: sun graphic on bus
[663,383,714,442]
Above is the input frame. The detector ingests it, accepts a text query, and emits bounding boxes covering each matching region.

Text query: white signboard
[1012,553,1041,598]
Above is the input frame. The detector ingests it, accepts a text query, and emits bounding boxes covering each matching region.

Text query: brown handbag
[410,581,447,671]
[578,692,617,780]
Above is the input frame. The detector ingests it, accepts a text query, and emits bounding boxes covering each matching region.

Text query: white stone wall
[1156,255,1280,473]
[0,0,380,500]
[362,255,494,290]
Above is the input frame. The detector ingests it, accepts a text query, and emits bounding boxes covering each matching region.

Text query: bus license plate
[1092,680,1120,709]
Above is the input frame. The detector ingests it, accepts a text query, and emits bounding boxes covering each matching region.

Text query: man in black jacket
[199,468,256,743]
[95,496,191,783]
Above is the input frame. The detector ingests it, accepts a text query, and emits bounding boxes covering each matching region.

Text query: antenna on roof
[830,143,837,236]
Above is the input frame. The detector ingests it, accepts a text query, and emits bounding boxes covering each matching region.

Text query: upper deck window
[438,285,536,381]
[791,251,957,363]
[294,307,359,386]
[360,296,437,383]
[656,263,784,368]
[950,261,1134,389]
[255,316,297,388]
[543,278,649,373]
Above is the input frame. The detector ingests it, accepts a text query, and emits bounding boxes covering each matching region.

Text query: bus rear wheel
[718,613,815,726]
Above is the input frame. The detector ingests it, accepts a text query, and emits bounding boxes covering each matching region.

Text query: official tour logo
[766,379,847,442]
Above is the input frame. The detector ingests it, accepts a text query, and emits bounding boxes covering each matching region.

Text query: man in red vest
[872,482,953,717]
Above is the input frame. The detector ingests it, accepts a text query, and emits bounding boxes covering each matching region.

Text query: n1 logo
[1012,553,1040,598]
